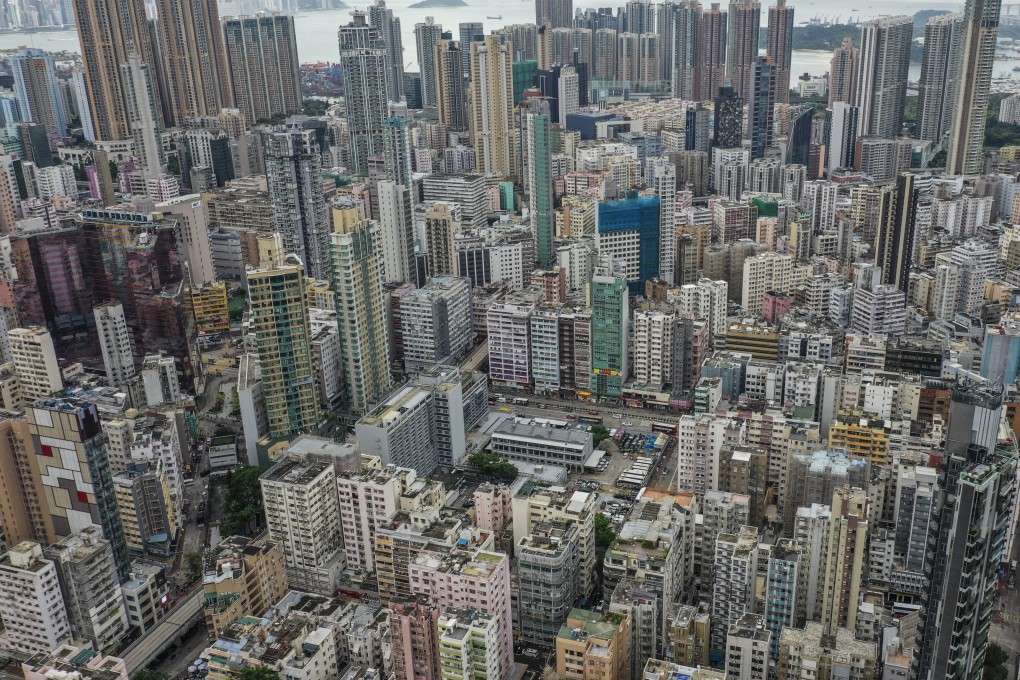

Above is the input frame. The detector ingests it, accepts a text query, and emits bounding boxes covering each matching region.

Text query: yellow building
[559,195,598,238]
[187,281,230,334]
[112,459,179,558]
[667,605,711,667]
[203,535,288,638]
[556,608,631,680]
[724,320,780,362]
[828,410,892,466]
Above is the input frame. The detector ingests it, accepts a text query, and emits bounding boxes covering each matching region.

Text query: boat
[1013,66,1020,71]
[487,14,501,18]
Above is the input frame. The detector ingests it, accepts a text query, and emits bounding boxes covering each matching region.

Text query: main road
[121,588,204,673]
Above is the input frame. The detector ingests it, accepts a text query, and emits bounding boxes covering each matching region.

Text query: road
[491,389,677,422]
[122,588,204,672]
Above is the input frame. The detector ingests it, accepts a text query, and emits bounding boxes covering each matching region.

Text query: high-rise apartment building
[10,48,67,143]
[913,382,1016,680]
[524,111,556,268]
[222,15,302,125]
[340,12,391,174]
[264,120,330,281]
[8,327,62,405]
[376,180,417,284]
[536,0,573,28]
[260,455,345,595]
[202,535,288,638]
[827,102,859,175]
[121,55,163,182]
[947,0,1002,174]
[435,38,468,132]
[591,270,629,398]
[469,35,515,177]
[245,261,320,438]
[746,56,776,160]
[415,16,443,108]
[368,0,405,102]
[699,3,727,101]
[725,0,760,100]
[70,0,153,141]
[828,37,860,106]
[0,542,71,654]
[389,596,442,680]
[518,522,581,645]
[874,173,920,293]
[725,613,771,680]
[714,85,744,149]
[856,16,912,138]
[917,13,964,146]
[43,526,128,653]
[711,525,759,655]
[155,0,230,126]
[94,302,135,389]
[438,607,506,680]
[763,539,800,662]
[398,276,473,373]
[26,399,130,579]
[767,0,794,103]
[820,487,869,637]
[330,206,392,415]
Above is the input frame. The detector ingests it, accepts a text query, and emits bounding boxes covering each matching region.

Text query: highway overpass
[122,588,204,672]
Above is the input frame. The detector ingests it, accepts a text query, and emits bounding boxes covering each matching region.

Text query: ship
[487,14,501,18]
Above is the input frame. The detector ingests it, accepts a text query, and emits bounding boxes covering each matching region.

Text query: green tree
[132,670,170,680]
[590,424,611,446]
[166,154,181,176]
[108,160,119,180]
[221,465,267,537]
[466,452,519,482]
[231,390,241,417]
[594,512,616,549]
[184,551,203,582]
[239,667,281,680]
[303,99,329,116]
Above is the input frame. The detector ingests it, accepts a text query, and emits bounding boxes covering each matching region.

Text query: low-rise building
[490,419,593,470]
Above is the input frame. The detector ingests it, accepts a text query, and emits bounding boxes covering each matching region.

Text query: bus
[512,398,530,406]
[651,421,678,436]
[578,415,603,426]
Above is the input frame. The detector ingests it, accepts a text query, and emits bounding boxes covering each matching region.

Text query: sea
[6,0,1020,80]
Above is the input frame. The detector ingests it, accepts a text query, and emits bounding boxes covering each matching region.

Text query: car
[499,407,512,413]
[612,413,623,418]
[524,648,539,657]
[566,414,577,420]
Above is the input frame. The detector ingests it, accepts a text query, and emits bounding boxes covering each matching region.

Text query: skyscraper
[827,102,859,175]
[917,13,963,145]
[670,1,700,100]
[246,260,321,439]
[10,48,67,143]
[222,15,302,125]
[339,12,390,174]
[383,116,414,187]
[874,173,920,293]
[699,3,727,102]
[459,22,483,71]
[591,268,629,398]
[828,37,860,106]
[947,0,1002,174]
[70,0,154,140]
[746,56,776,159]
[524,109,555,268]
[913,381,1015,680]
[593,28,619,78]
[715,85,743,149]
[436,37,469,132]
[121,55,163,182]
[329,205,392,415]
[376,180,417,284]
[469,35,515,177]
[263,119,330,280]
[536,0,573,28]
[26,398,131,580]
[415,17,443,107]
[820,487,869,637]
[856,16,912,138]
[368,0,405,102]
[726,0,760,100]
[767,0,794,104]
[94,301,135,389]
[155,0,230,126]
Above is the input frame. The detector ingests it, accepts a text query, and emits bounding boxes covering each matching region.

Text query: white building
[155,194,216,285]
[677,279,728,340]
[742,252,793,317]
[94,302,135,389]
[8,326,61,405]
[0,541,72,654]
[631,308,675,387]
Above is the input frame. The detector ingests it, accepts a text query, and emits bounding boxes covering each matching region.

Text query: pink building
[762,290,792,324]
[408,546,513,672]
[472,483,512,534]
[389,596,441,680]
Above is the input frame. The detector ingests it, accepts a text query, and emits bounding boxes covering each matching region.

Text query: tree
[594,512,616,549]
[239,668,281,680]
[184,551,203,582]
[166,154,181,176]
[108,160,119,180]
[985,642,1009,680]
[132,670,170,680]
[466,452,519,482]
[590,424,611,446]
[303,99,329,116]
[221,465,267,537]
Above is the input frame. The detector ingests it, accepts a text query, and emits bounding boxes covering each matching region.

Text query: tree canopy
[594,512,616,549]
[467,452,519,482]
[239,667,281,680]
[590,424,611,446]
[221,465,266,537]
